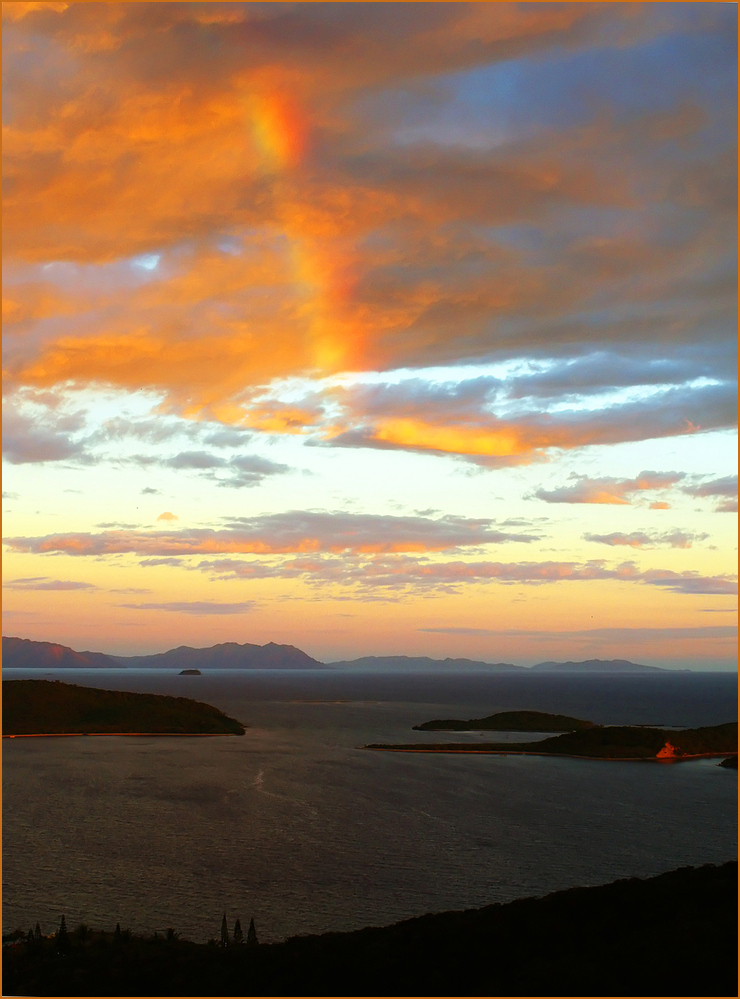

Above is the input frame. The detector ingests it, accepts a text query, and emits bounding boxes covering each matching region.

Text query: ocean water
[2,669,737,943]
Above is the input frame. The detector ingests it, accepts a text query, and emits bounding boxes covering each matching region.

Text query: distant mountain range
[2,636,675,672]
[2,637,322,671]
[529,659,668,673]
[325,655,524,671]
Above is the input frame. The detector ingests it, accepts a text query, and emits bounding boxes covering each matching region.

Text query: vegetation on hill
[368,722,737,759]
[2,863,735,997]
[413,709,593,731]
[2,681,245,736]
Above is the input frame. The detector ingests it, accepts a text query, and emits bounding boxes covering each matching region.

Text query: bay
[3,668,737,944]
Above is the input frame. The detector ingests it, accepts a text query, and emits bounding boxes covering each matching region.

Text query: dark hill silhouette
[2,680,245,736]
[531,658,666,672]
[2,637,324,670]
[2,637,117,669]
[112,641,323,670]
[326,655,523,670]
[2,862,736,997]
[3,638,676,672]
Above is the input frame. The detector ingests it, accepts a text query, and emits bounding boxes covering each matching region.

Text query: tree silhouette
[34,923,42,943]
[114,923,122,943]
[220,913,229,947]
[57,915,69,950]
[233,918,243,945]
[247,917,258,947]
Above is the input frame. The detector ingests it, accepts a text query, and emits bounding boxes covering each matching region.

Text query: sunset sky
[3,2,737,668]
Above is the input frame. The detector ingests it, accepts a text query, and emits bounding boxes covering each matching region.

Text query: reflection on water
[3,669,736,943]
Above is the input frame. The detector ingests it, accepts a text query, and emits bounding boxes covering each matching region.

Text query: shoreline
[363,746,738,763]
[3,731,240,739]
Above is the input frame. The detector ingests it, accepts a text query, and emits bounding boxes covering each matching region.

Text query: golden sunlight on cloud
[2,2,68,20]
[369,418,525,459]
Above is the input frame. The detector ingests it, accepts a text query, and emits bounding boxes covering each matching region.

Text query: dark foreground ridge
[2,680,245,736]
[369,721,738,760]
[413,709,594,732]
[3,863,736,997]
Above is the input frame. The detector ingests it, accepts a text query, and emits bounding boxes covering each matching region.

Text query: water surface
[3,669,736,943]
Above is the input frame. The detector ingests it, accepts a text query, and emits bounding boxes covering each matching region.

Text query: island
[2,680,245,737]
[366,721,737,761]
[413,709,593,732]
[179,669,202,675]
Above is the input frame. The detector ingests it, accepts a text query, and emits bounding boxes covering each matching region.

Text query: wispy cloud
[3,576,96,591]
[419,625,737,643]
[682,474,738,512]
[128,450,292,488]
[534,471,685,505]
[3,511,540,556]
[116,600,256,615]
[195,554,736,597]
[583,530,708,549]
[2,402,92,465]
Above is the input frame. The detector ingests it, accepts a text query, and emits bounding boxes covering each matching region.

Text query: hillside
[2,863,736,997]
[326,655,523,670]
[2,680,245,736]
[2,637,117,669]
[113,641,323,670]
[530,658,665,672]
[2,637,324,671]
[368,722,738,759]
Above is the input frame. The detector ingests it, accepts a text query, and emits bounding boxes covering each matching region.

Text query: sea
[2,668,737,944]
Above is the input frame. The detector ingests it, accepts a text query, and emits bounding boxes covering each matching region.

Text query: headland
[2,680,245,737]
[367,720,737,761]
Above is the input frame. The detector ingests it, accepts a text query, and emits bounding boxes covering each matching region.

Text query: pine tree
[57,915,69,950]
[34,923,42,943]
[220,913,229,948]
[233,918,243,945]
[114,922,122,943]
[247,917,258,947]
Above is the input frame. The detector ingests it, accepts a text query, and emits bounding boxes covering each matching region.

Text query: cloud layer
[3,2,736,468]
[3,510,539,556]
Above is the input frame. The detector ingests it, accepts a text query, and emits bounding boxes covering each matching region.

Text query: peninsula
[413,710,594,732]
[367,721,737,761]
[2,680,245,737]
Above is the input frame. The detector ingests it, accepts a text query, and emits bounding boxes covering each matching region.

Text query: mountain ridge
[324,655,524,670]
[2,636,678,672]
[530,658,670,672]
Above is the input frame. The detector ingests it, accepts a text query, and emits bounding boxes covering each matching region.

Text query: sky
[2,1,737,669]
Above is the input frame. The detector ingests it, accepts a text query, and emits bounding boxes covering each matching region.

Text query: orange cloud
[2,1,734,467]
